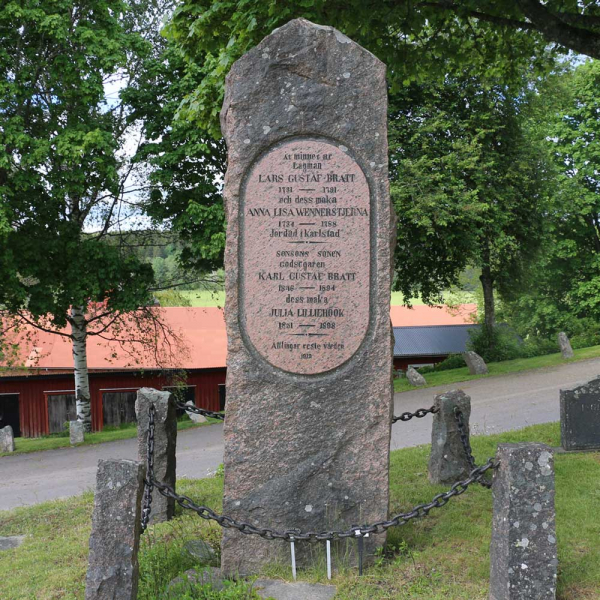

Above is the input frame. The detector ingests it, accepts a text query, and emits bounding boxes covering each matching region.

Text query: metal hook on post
[290,536,297,581]
[355,529,369,576]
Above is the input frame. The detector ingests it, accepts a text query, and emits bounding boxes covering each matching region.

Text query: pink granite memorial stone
[220,19,393,574]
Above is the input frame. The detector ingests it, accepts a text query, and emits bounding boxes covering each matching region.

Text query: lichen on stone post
[85,459,145,600]
[428,390,472,484]
[489,443,557,600]
[135,387,177,523]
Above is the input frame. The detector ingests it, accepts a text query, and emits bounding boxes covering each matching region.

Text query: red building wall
[393,355,447,372]
[0,368,226,438]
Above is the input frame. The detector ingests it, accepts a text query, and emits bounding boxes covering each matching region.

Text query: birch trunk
[70,307,92,432]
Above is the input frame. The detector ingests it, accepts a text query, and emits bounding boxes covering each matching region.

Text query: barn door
[47,394,77,434]
[0,394,21,437]
[102,391,137,428]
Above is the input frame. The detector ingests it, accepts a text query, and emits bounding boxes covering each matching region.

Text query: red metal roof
[2,304,476,372]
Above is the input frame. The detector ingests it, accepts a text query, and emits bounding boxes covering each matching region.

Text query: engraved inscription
[241,138,370,374]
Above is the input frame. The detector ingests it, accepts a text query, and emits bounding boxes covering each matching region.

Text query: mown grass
[0,422,598,599]
[394,345,600,393]
[0,417,220,458]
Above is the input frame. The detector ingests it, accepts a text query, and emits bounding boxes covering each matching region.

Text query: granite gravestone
[220,19,393,574]
[464,351,488,375]
[558,332,574,359]
[560,376,600,451]
[0,425,15,453]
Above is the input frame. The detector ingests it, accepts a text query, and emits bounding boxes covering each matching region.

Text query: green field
[1,422,598,599]
[162,290,475,308]
[394,344,600,392]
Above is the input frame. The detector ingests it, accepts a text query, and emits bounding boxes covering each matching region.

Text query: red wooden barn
[0,307,227,438]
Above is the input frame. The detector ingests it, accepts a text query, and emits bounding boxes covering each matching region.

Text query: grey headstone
[463,351,488,375]
[0,535,25,551]
[165,567,224,596]
[558,331,574,359]
[489,443,557,600]
[220,18,393,574]
[0,425,15,453]
[185,401,207,424]
[560,376,600,451]
[253,579,337,600]
[70,420,85,445]
[428,390,472,484]
[184,539,217,564]
[135,388,177,523]
[85,459,145,600]
[406,366,426,387]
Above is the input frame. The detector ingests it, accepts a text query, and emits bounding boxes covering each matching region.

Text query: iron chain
[392,405,439,423]
[174,399,225,421]
[141,403,494,540]
[454,407,493,489]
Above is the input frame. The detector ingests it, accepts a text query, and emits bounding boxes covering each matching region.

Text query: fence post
[135,387,177,523]
[428,390,472,484]
[85,459,145,600]
[489,443,557,600]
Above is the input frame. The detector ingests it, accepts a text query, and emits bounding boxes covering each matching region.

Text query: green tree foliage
[503,60,600,337]
[0,0,181,430]
[390,74,554,340]
[125,37,226,273]
[163,0,596,137]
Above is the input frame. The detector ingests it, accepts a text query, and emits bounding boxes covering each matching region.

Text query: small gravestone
[135,388,177,523]
[220,18,393,574]
[428,390,472,484]
[0,425,15,453]
[253,579,337,600]
[70,420,85,445]
[463,351,488,375]
[185,401,207,424]
[560,376,600,451]
[406,366,426,387]
[489,443,557,600]
[558,331,574,359]
[85,459,145,600]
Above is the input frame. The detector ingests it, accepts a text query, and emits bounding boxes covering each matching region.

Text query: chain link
[141,404,495,540]
[454,407,493,489]
[392,405,439,423]
[175,399,225,421]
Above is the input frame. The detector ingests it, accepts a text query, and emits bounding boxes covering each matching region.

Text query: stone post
[135,388,177,523]
[428,390,472,484]
[85,459,145,600]
[70,420,85,445]
[558,332,574,359]
[0,425,15,453]
[489,443,557,600]
[220,18,393,574]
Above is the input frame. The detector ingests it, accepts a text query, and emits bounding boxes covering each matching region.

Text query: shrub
[520,337,559,358]
[467,326,523,363]
[570,330,600,350]
[434,353,467,371]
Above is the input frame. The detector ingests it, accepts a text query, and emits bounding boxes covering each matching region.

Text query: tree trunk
[480,265,496,342]
[70,307,92,432]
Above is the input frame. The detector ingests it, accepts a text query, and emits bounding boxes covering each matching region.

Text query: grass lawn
[394,344,600,393]
[1,422,599,599]
[0,417,221,458]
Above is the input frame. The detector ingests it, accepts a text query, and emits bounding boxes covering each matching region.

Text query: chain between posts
[174,399,225,421]
[140,403,495,539]
[454,407,493,489]
[392,405,439,423]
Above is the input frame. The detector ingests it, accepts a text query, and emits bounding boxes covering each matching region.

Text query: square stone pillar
[490,443,557,600]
